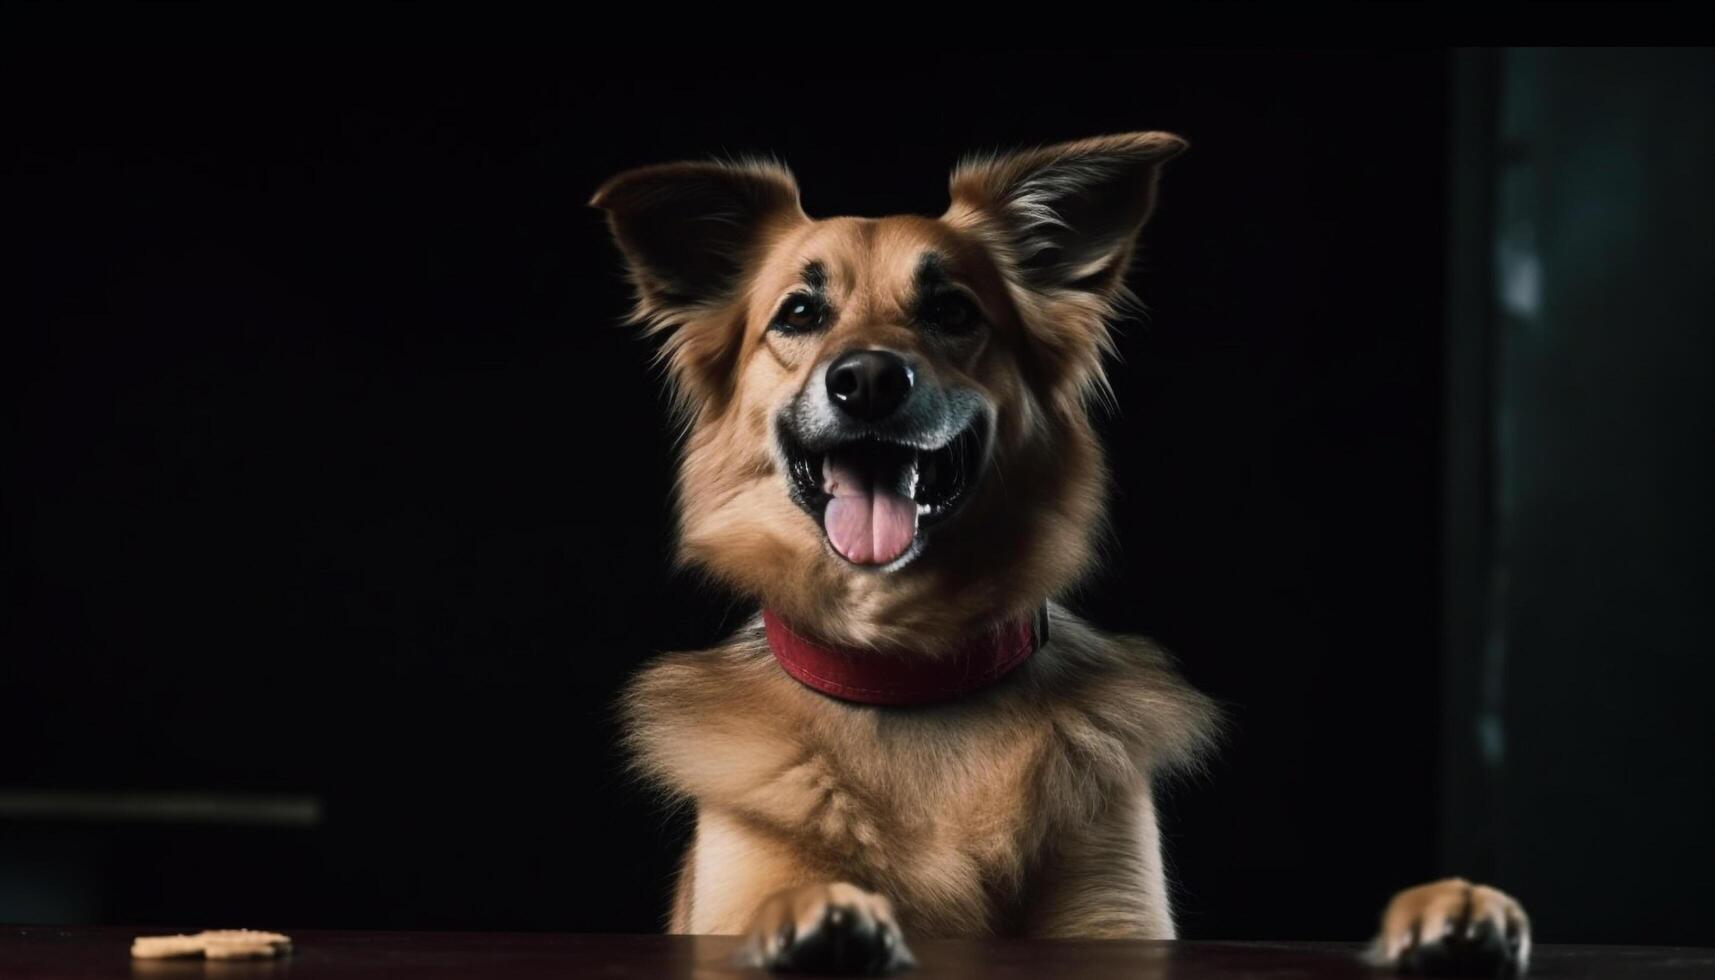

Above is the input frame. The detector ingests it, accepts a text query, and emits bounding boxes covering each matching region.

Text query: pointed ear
[591,158,806,320]
[592,159,805,410]
[943,132,1186,297]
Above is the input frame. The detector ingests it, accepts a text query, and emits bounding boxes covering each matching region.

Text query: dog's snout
[826,350,914,423]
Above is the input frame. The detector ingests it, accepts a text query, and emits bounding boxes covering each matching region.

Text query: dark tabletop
[2,927,1711,979]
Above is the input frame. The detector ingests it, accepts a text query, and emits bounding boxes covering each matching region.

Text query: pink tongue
[823,455,918,565]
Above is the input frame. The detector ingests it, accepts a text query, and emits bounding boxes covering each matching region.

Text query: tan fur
[592,155,1132,652]
[1370,878,1532,972]
[594,133,1529,971]
[624,609,1218,939]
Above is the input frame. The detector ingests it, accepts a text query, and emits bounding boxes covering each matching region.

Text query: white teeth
[819,448,920,500]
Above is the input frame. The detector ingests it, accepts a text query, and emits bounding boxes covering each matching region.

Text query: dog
[593,133,1531,975]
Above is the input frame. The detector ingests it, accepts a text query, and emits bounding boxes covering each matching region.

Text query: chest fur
[623,622,1217,936]
[690,709,1067,935]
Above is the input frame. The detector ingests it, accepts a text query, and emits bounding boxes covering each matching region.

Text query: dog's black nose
[826,350,913,423]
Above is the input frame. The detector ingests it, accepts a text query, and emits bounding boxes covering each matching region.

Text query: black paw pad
[766,903,914,976]
[1398,917,1525,978]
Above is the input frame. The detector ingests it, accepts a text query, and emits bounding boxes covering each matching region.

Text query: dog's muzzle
[776,350,991,569]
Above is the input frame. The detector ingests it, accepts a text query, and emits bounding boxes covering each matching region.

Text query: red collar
[761,607,1048,707]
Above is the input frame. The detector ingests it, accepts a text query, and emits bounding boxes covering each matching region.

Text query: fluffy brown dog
[594,133,1530,975]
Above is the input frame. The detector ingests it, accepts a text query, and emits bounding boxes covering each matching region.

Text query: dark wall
[4,46,1472,939]
[1441,48,1715,945]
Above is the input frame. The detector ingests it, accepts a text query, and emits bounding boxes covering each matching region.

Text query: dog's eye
[921,292,981,333]
[772,294,826,334]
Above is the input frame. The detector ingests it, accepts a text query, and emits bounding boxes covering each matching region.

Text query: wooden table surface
[2,927,1711,978]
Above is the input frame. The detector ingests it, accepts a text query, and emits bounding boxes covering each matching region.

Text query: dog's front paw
[1370,878,1531,977]
[742,882,915,975]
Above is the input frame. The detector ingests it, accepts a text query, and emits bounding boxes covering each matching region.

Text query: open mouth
[779,416,989,568]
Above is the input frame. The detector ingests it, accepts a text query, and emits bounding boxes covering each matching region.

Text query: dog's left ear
[943,131,1186,298]
[592,160,806,409]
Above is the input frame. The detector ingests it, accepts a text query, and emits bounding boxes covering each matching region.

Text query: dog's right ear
[591,161,805,407]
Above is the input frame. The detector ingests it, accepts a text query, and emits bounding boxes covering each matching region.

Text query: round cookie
[131,929,293,960]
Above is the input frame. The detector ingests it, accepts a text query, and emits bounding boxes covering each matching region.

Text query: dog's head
[593,133,1184,650]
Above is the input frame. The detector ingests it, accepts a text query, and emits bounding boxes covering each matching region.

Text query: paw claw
[745,883,913,975]
[1373,879,1530,977]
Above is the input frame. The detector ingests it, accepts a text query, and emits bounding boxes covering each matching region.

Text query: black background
[5,46,1706,944]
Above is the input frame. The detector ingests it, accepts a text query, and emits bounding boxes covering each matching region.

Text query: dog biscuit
[131,929,292,960]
